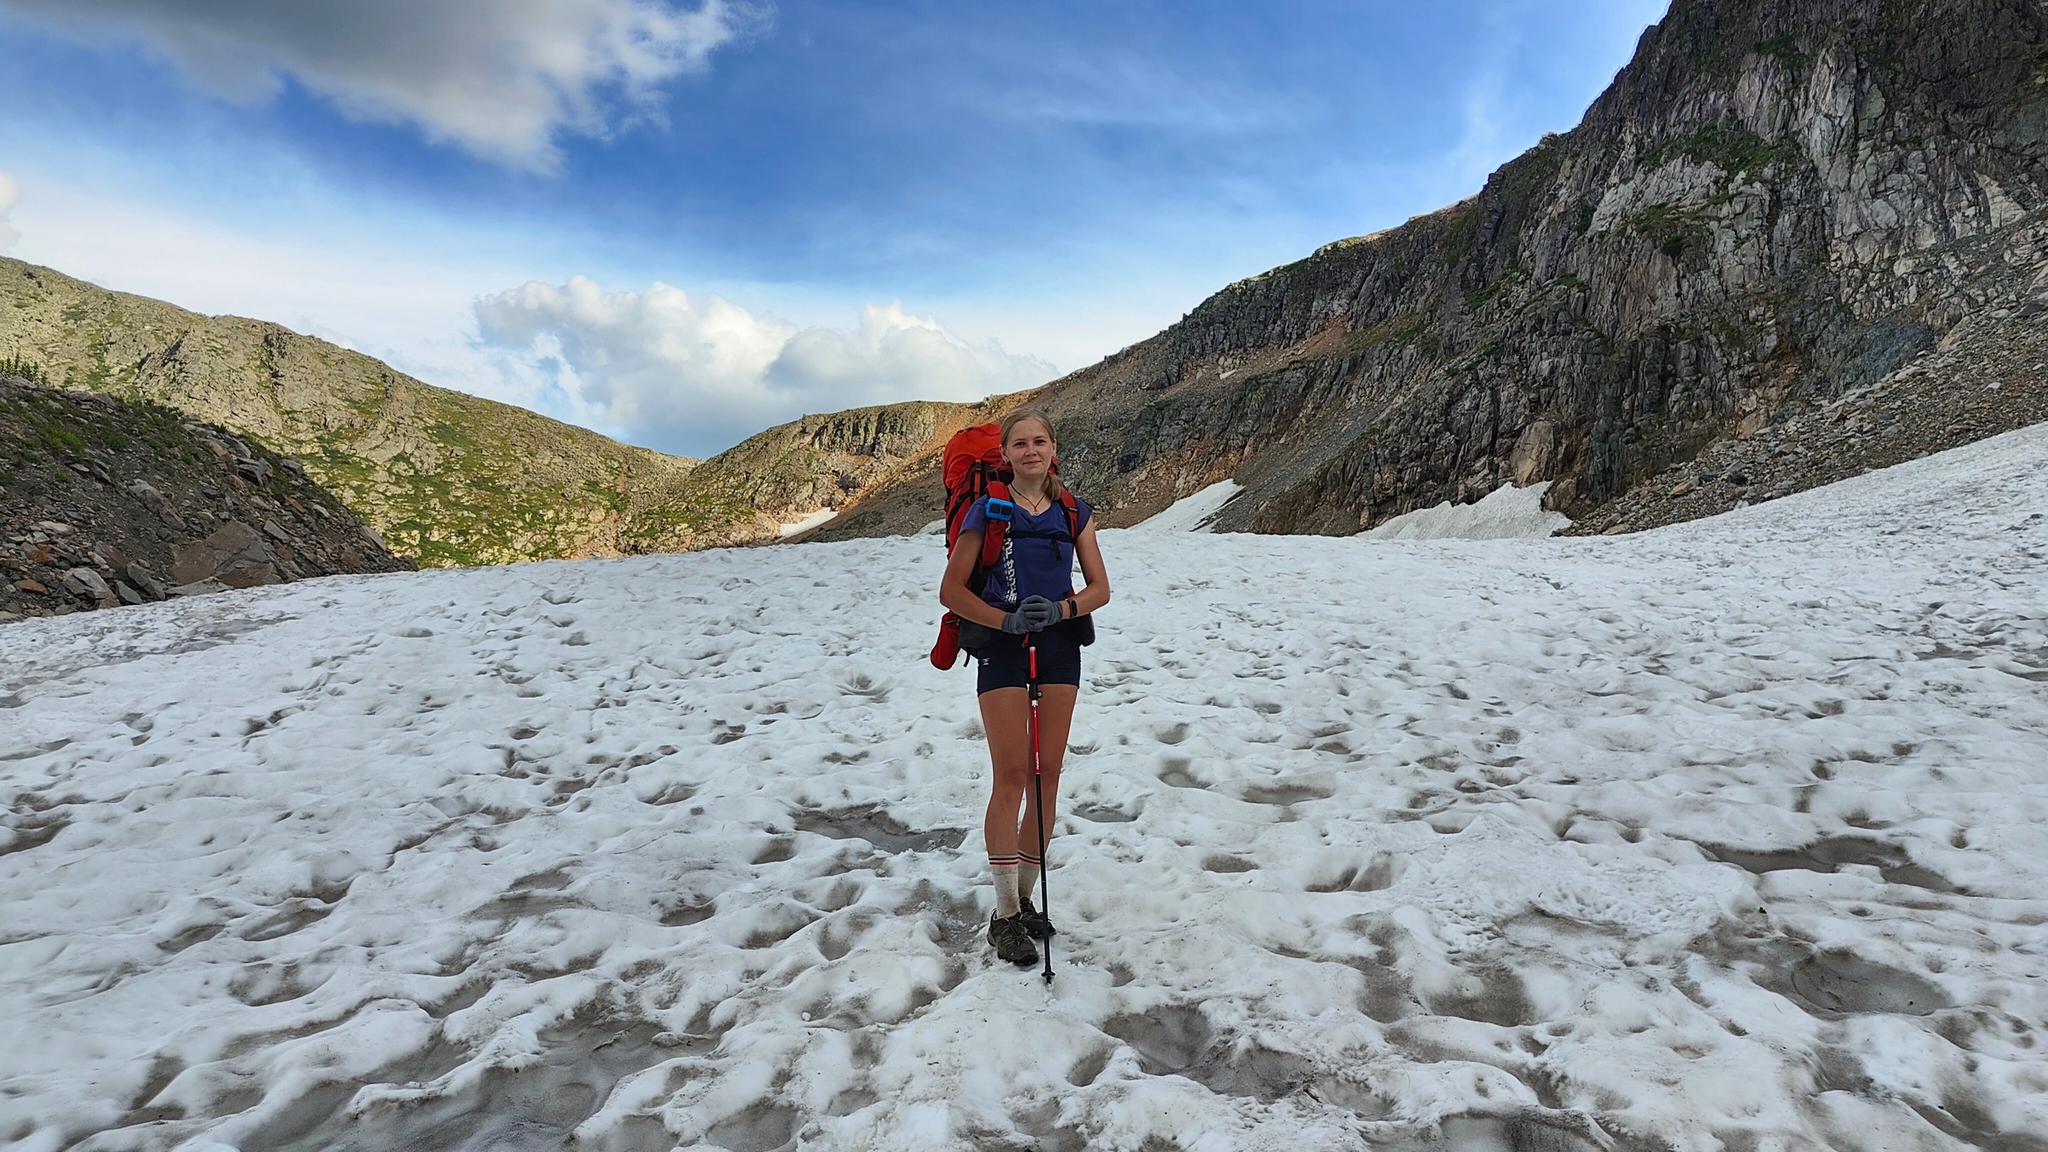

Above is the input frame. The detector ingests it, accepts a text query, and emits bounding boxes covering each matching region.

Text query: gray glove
[1000,606,1033,633]
[1018,595,1064,631]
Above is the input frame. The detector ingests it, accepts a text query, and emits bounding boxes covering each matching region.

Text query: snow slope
[4,427,2047,1152]
[1127,480,1242,533]
[1362,482,1570,541]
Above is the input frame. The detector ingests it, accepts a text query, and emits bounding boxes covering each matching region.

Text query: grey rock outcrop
[3,379,414,622]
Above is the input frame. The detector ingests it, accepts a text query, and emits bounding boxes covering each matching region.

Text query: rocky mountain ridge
[2,375,413,623]
[620,398,1009,551]
[819,0,2048,539]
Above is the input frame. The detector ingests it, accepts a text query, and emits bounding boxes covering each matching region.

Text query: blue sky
[0,0,1668,457]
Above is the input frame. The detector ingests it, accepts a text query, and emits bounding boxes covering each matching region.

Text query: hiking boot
[1018,893,1057,939]
[988,913,1039,966]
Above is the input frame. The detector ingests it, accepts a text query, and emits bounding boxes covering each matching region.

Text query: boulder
[62,567,118,608]
[125,561,167,600]
[115,581,145,606]
[236,458,272,485]
[166,578,232,598]
[172,520,286,589]
[123,479,188,530]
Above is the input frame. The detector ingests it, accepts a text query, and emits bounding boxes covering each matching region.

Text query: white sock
[991,859,1021,919]
[1018,857,1041,904]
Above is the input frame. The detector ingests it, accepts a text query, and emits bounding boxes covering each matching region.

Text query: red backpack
[929,422,1080,670]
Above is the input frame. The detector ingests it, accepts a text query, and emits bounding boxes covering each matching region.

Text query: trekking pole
[1027,636,1054,985]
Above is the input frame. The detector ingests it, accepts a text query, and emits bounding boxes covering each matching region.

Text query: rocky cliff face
[0,259,701,566]
[828,0,2048,537]
[2,376,413,623]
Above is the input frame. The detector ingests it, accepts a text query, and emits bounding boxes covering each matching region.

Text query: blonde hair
[999,407,1064,500]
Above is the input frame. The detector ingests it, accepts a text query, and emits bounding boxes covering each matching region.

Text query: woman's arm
[1066,521,1111,619]
[939,529,1013,628]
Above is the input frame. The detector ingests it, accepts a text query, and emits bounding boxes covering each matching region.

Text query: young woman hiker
[939,408,1111,967]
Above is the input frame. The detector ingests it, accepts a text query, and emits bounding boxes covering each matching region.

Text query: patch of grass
[1464,266,1528,311]
[427,421,477,452]
[1755,34,1804,65]
[1630,202,1712,260]
[1342,313,1429,356]
[1646,122,1801,182]
[39,425,87,454]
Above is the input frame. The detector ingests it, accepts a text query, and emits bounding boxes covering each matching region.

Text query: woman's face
[1003,419,1055,477]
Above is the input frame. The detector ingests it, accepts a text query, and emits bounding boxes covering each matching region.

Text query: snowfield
[4,427,2048,1152]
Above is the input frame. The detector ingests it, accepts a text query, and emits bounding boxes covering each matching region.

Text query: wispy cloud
[0,0,761,169]
[475,277,1056,456]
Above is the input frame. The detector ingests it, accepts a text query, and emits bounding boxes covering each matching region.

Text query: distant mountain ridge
[0,258,715,567]
[817,0,2048,539]
[0,257,1029,562]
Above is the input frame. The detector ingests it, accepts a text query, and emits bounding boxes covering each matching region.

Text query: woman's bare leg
[1017,683,1077,889]
[979,687,1032,917]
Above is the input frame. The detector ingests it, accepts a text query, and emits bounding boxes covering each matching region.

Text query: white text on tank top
[997,536,1019,606]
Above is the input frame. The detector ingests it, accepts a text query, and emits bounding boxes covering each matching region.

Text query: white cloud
[0,0,757,168]
[475,277,1058,455]
[0,170,20,253]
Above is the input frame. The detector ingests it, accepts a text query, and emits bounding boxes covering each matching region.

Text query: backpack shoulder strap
[978,479,1012,570]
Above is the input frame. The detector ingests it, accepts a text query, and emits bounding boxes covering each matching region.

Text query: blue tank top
[958,494,1093,610]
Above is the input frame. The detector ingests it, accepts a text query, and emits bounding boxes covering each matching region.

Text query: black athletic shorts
[974,627,1082,694]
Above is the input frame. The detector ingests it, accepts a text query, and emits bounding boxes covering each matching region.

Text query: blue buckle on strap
[985,498,1014,522]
